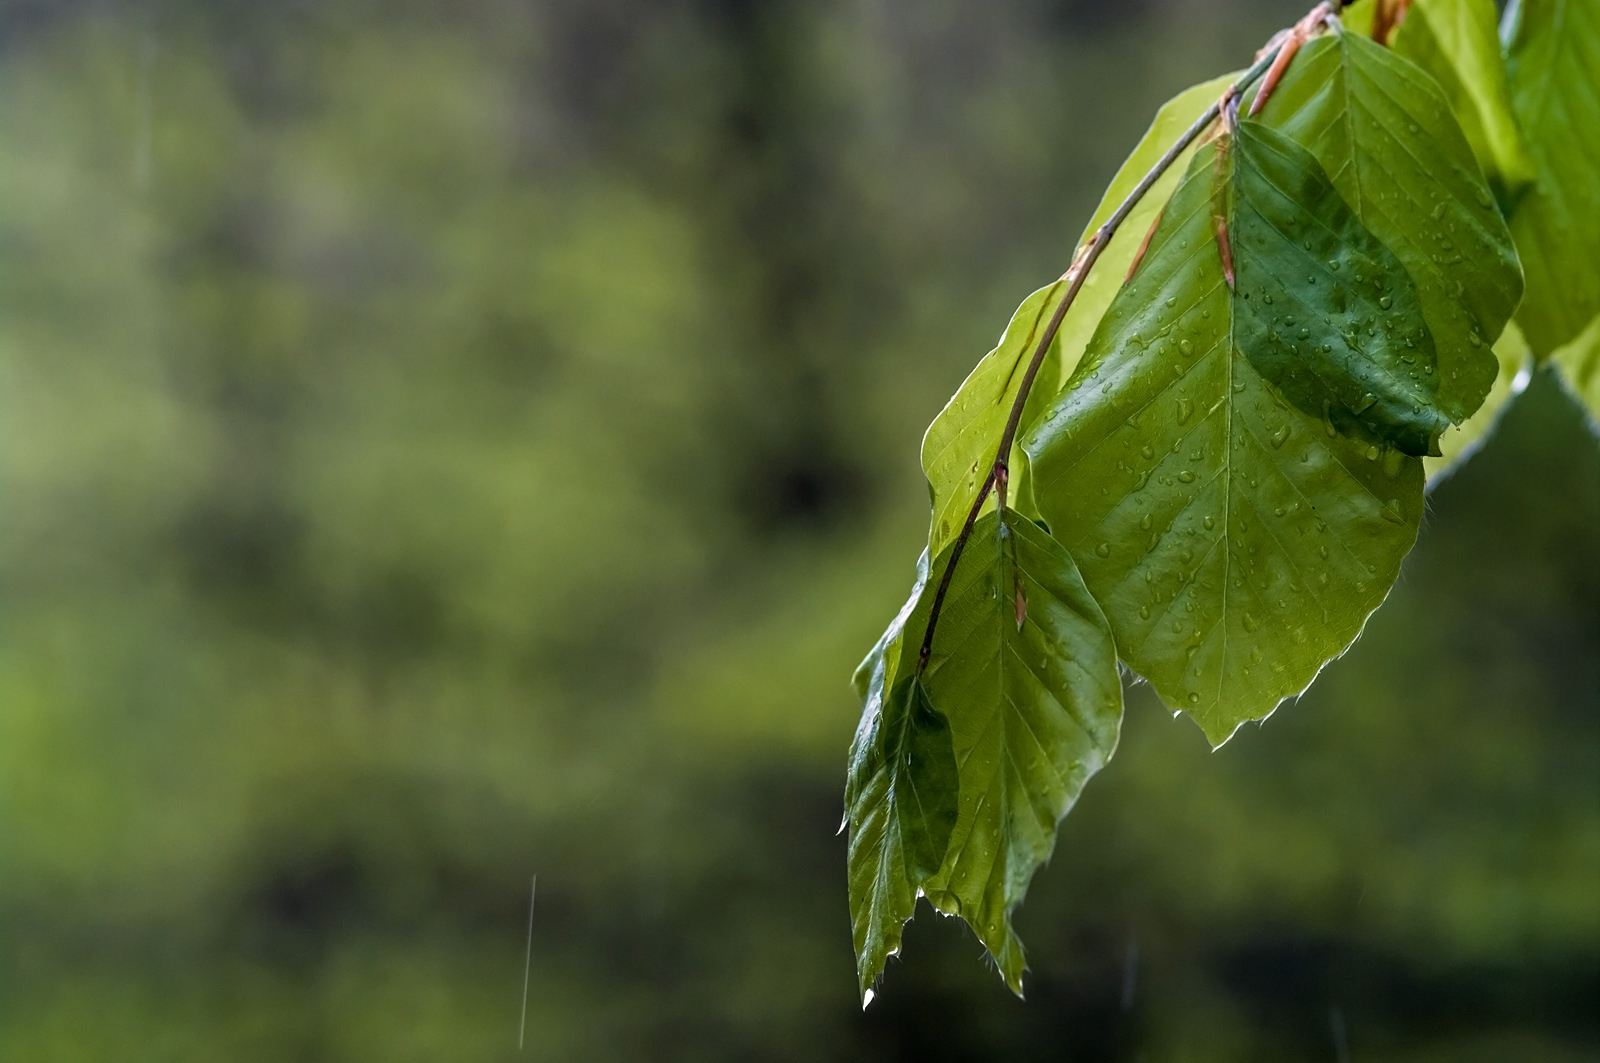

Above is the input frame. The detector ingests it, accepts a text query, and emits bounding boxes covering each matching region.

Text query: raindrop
[1096,542,1112,557]
[1379,296,1393,310]
[1180,339,1194,356]
[1353,393,1377,413]
[1139,605,1150,619]
[1204,515,1216,530]
[1380,499,1405,524]
[1140,513,1152,530]
[1243,612,1259,632]
[1187,692,1200,704]
[1271,425,1290,448]
[1142,444,1155,459]
[1468,332,1482,347]
[1318,545,1329,559]
[1264,294,1274,305]
[1299,328,1310,339]
[1178,470,1196,483]
[1177,399,1194,424]
[1365,445,1380,461]
[1166,297,1177,307]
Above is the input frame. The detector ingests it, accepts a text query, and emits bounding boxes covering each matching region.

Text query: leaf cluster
[846,0,1599,1000]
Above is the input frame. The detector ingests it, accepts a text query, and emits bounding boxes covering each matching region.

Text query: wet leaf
[1225,121,1450,456]
[1254,28,1521,424]
[921,75,1238,554]
[853,511,1120,996]
[845,666,958,999]
[1025,134,1426,745]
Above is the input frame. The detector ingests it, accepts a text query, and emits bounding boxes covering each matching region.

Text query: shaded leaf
[1390,0,1536,195]
[1024,135,1426,746]
[1226,122,1449,456]
[1255,28,1521,423]
[1425,319,1532,485]
[1503,0,1600,357]
[845,661,958,999]
[865,510,1121,996]
[921,75,1237,554]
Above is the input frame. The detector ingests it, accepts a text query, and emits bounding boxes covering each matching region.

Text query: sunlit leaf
[1254,28,1521,424]
[1025,132,1426,746]
[1389,0,1536,196]
[1549,312,1600,434]
[856,510,1120,996]
[1503,0,1600,358]
[921,75,1238,555]
[1425,319,1532,485]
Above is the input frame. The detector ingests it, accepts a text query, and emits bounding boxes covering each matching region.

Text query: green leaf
[1425,319,1532,485]
[1024,134,1427,746]
[1503,0,1600,358]
[922,281,1066,555]
[845,655,958,999]
[1550,312,1600,434]
[921,74,1237,555]
[860,510,1121,996]
[1390,0,1537,196]
[1225,121,1450,457]
[1254,28,1521,425]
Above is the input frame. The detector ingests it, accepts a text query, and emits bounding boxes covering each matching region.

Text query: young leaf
[1503,0,1600,358]
[864,511,1121,996]
[920,74,1238,554]
[1389,0,1537,196]
[1254,29,1521,425]
[1425,320,1532,485]
[923,282,1065,555]
[1550,312,1600,435]
[845,661,959,999]
[1024,135,1426,746]
[1225,122,1450,457]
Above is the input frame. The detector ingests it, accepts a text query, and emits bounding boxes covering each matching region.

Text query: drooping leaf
[860,510,1120,996]
[1224,121,1450,456]
[1425,319,1532,485]
[1024,133,1427,746]
[845,656,958,999]
[1254,27,1521,424]
[1503,0,1600,358]
[1387,0,1537,197]
[921,74,1237,555]
[1549,312,1600,435]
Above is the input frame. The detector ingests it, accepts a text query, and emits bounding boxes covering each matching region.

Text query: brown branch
[914,0,1349,676]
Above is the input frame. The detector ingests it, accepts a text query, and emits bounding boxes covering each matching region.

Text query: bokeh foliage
[0,0,1595,1059]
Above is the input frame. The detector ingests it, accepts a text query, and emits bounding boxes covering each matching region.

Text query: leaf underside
[1503,0,1600,358]
[1024,133,1427,746]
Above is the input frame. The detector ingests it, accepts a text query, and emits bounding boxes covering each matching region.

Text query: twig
[914,0,1345,675]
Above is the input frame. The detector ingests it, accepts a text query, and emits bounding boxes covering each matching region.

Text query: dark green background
[1,1,1594,1059]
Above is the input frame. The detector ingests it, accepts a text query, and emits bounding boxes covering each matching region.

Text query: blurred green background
[0,0,1595,1059]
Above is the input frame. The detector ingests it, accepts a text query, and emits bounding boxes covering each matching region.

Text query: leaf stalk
[914,0,1348,675]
